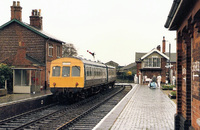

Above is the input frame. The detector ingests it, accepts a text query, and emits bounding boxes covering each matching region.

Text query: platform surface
[94,84,176,130]
[0,89,52,106]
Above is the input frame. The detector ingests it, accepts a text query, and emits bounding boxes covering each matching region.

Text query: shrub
[168,86,173,90]
[0,63,13,88]
[162,85,169,90]
[170,91,176,96]
[162,84,175,90]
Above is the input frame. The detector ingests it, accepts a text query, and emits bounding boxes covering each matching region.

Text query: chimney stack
[162,36,166,53]
[157,45,161,51]
[30,9,43,30]
[11,1,22,21]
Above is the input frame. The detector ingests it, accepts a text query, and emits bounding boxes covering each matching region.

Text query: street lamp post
[168,43,171,84]
[165,40,171,84]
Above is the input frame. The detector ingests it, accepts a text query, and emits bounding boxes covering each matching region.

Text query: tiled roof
[120,62,136,70]
[26,54,45,66]
[135,49,176,63]
[165,53,176,62]
[135,53,146,62]
[140,48,169,60]
[0,19,65,43]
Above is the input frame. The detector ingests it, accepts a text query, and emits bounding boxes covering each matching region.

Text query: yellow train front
[49,57,116,99]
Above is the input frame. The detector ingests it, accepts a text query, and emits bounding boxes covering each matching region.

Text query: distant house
[135,37,176,84]
[119,63,136,74]
[105,61,119,68]
[0,2,64,93]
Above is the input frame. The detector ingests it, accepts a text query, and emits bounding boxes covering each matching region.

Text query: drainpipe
[45,38,50,89]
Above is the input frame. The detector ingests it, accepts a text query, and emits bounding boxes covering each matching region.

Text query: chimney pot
[35,9,38,15]
[17,1,20,6]
[32,10,34,16]
[39,9,41,16]
[13,1,16,6]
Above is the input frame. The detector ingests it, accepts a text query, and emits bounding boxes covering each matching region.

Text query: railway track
[64,85,132,130]
[0,85,131,130]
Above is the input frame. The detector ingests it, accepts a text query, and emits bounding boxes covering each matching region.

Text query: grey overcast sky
[0,0,176,66]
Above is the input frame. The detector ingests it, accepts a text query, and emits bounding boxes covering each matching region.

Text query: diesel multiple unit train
[49,57,116,98]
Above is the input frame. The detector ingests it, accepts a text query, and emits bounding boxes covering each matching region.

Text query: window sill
[48,56,53,58]
[143,67,161,68]
[140,68,162,71]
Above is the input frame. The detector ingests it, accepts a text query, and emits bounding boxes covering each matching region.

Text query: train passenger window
[52,66,60,77]
[62,66,70,77]
[89,67,92,76]
[72,66,80,77]
[86,67,89,76]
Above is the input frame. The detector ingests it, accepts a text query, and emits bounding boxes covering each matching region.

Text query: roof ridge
[0,19,65,43]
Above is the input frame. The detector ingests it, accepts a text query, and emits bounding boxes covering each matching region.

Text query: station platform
[0,89,52,106]
[94,84,176,130]
[0,88,53,120]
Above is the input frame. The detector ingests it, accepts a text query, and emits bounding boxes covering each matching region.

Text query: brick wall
[161,58,167,83]
[174,1,200,129]
[142,70,161,79]
[0,21,62,88]
[0,22,45,63]
[191,11,200,128]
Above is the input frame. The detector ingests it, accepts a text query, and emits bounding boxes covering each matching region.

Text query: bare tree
[62,43,78,57]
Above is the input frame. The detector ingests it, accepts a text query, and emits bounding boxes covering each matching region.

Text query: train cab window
[72,66,80,77]
[62,66,70,77]
[52,66,60,77]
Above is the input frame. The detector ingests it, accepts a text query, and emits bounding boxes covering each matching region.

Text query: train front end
[49,57,84,96]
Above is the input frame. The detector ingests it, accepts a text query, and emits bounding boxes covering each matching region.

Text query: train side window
[52,66,60,77]
[62,66,70,77]
[90,67,92,76]
[86,67,89,76]
[87,67,90,76]
[72,66,80,77]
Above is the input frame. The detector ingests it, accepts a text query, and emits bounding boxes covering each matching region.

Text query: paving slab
[94,84,176,130]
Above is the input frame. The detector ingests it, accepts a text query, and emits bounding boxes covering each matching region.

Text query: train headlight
[75,82,79,87]
[53,82,56,87]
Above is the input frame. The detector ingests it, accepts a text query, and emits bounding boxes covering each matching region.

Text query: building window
[56,46,60,57]
[14,70,29,86]
[49,44,53,56]
[144,58,161,68]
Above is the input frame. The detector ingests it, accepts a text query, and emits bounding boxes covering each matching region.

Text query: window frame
[144,57,161,68]
[48,44,53,57]
[56,45,60,58]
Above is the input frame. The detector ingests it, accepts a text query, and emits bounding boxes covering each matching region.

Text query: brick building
[0,1,64,93]
[135,37,176,85]
[165,0,200,129]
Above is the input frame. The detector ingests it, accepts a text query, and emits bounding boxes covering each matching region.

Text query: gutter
[164,0,181,29]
